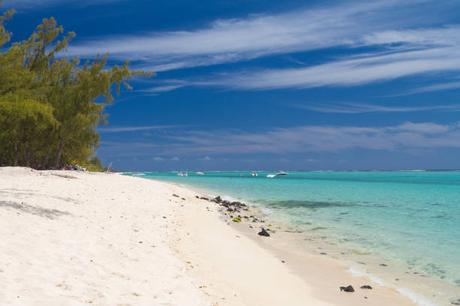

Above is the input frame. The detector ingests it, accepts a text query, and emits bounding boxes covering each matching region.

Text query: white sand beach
[0,167,417,306]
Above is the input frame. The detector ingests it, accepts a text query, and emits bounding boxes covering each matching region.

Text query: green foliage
[0,10,151,170]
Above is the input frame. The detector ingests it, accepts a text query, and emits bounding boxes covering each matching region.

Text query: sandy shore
[0,167,416,305]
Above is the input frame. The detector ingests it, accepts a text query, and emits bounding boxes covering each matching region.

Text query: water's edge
[126,171,460,305]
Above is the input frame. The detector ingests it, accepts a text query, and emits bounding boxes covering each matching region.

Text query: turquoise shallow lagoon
[128,171,460,299]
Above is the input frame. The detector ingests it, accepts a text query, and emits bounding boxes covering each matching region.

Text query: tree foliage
[0,9,149,170]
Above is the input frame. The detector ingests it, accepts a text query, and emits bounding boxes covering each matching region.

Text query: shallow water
[127,171,460,303]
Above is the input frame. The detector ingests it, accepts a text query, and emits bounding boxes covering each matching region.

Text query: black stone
[360,285,372,290]
[258,228,270,237]
[451,298,460,305]
[340,285,355,292]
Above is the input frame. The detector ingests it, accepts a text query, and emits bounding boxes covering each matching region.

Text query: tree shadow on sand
[0,201,71,219]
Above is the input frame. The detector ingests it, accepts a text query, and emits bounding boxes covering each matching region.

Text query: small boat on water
[251,172,258,177]
[267,171,288,178]
[177,171,188,177]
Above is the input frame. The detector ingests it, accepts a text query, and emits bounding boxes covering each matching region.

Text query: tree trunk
[54,139,64,169]
[13,142,19,166]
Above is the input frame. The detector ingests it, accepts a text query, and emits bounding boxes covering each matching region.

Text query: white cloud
[362,26,460,47]
[171,122,460,154]
[100,122,460,158]
[143,84,185,93]
[406,80,460,95]
[98,125,179,133]
[295,102,460,114]
[67,1,452,72]
[200,47,460,90]
[54,0,460,93]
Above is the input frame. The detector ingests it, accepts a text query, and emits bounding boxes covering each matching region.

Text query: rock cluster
[197,195,271,238]
[340,284,374,293]
[339,285,355,292]
[211,196,248,213]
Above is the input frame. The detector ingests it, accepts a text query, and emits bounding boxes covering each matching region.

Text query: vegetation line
[0,6,151,171]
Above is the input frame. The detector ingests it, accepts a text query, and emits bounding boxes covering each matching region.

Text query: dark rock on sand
[340,285,355,292]
[213,196,222,203]
[451,298,460,305]
[172,194,180,198]
[231,201,247,208]
[360,285,372,290]
[258,228,270,237]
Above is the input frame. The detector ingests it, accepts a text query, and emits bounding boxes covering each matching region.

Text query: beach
[0,167,421,306]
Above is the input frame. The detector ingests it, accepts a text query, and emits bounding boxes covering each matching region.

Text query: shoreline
[147,178,455,306]
[139,178,420,305]
[0,167,423,305]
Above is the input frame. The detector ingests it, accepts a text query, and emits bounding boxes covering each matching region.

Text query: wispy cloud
[405,80,460,95]
[166,122,460,154]
[294,102,460,114]
[140,80,189,94]
[199,47,460,90]
[67,1,454,72]
[99,122,460,157]
[39,0,460,95]
[361,26,460,47]
[98,125,180,133]
[142,84,185,93]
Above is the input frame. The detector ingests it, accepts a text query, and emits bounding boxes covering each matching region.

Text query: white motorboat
[267,171,288,178]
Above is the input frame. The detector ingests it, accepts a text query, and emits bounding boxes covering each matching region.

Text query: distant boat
[177,171,188,177]
[267,171,287,178]
[251,172,258,177]
[196,171,205,175]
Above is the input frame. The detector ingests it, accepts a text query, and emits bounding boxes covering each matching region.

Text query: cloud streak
[199,47,460,90]
[98,125,180,133]
[99,122,460,157]
[406,80,460,95]
[294,102,460,114]
[67,1,454,72]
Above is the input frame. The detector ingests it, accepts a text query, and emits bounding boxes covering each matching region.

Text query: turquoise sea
[128,171,460,303]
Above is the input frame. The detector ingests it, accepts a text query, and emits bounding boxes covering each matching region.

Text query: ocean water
[127,171,460,301]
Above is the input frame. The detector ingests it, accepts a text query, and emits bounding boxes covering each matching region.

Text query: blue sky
[4,0,460,171]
